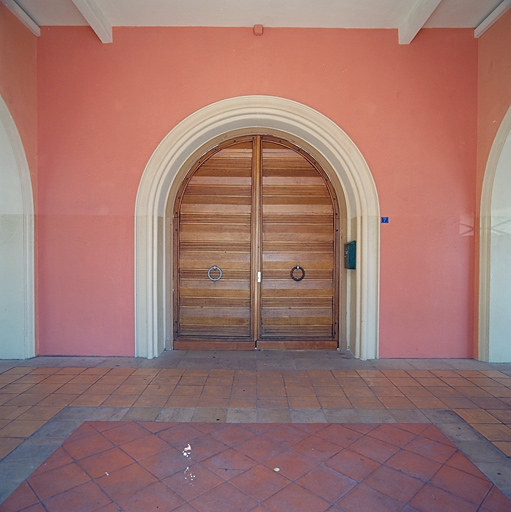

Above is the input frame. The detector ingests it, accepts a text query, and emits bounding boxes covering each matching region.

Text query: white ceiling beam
[475,0,511,38]
[72,0,112,43]
[0,0,40,36]
[398,0,442,45]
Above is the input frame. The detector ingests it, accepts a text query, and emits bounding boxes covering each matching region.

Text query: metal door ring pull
[290,265,305,282]
[207,265,223,281]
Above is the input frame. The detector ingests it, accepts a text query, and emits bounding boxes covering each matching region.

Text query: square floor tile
[157,424,203,447]
[119,433,169,461]
[230,464,290,502]
[385,449,442,481]
[348,435,400,463]
[181,434,228,462]
[363,465,425,503]
[325,449,380,481]
[77,447,134,479]
[202,448,256,480]
[100,424,150,447]
[138,446,190,479]
[95,463,158,501]
[481,486,511,512]
[210,425,256,447]
[290,435,342,462]
[0,481,39,512]
[404,436,456,463]
[164,463,224,501]
[474,423,511,442]
[235,436,285,462]
[116,481,185,512]
[190,482,257,512]
[0,437,25,458]
[430,465,493,505]
[263,482,329,512]
[367,424,417,448]
[42,481,110,512]
[263,424,310,448]
[337,483,404,512]
[264,449,318,481]
[296,464,356,502]
[28,463,90,501]
[64,433,114,460]
[409,484,479,512]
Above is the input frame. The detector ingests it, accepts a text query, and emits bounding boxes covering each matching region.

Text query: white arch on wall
[479,104,511,362]
[135,96,380,359]
[0,95,35,359]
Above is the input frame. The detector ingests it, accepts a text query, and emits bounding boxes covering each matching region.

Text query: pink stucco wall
[0,4,37,176]
[37,26,477,357]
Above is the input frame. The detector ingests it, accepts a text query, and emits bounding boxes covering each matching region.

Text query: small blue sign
[381,217,389,224]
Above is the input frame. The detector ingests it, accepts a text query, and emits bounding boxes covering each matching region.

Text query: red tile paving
[1,421,510,512]
[3,364,511,459]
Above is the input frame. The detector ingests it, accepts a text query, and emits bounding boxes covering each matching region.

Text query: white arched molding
[135,96,380,359]
[479,104,511,362]
[0,96,35,359]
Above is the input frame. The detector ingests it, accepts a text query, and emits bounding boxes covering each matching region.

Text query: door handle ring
[207,265,223,282]
[290,265,305,282]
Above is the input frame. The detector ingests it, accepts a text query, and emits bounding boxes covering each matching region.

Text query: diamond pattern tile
[263,482,330,512]
[1,421,511,512]
[164,463,223,501]
[230,465,289,502]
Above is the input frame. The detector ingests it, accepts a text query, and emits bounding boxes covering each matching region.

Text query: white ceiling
[3,0,510,43]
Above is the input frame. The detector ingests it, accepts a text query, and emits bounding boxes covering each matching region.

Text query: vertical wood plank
[251,136,262,342]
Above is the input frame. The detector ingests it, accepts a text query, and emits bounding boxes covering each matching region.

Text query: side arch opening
[479,104,511,362]
[0,95,35,359]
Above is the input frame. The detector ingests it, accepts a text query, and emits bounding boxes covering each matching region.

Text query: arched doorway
[479,105,511,362]
[0,96,35,359]
[173,135,341,350]
[135,96,380,360]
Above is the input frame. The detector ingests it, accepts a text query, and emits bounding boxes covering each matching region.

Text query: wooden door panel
[259,141,337,345]
[175,137,339,350]
[175,141,253,343]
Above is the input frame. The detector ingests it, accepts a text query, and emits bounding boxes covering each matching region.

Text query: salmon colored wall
[0,4,37,186]
[37,27,477,357]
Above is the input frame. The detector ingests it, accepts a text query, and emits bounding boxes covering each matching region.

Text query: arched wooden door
[173,135,339,350]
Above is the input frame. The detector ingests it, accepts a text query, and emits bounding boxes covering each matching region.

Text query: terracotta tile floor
[2,421,511,512]
[1,351,511,510]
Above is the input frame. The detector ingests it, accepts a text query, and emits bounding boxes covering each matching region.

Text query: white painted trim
[479,105,511,361]
[0,96,35,359]
[0,0,40,36]
[475,0,511,38]
[72,0,113,43]
[135,96,380,359]
[398,0,441,45]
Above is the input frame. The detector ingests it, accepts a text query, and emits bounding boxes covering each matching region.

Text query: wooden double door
[173,135,339,350]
